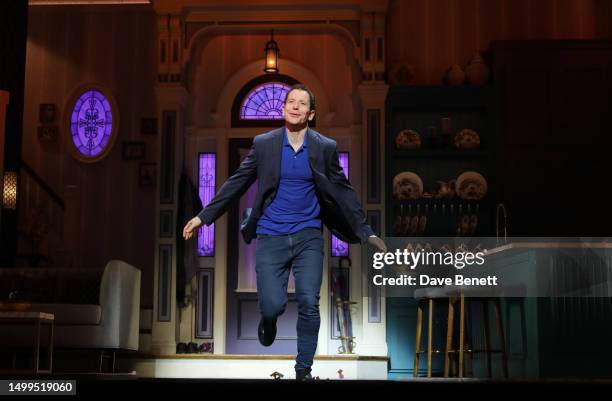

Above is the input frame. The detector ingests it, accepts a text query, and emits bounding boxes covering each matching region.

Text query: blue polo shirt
[256,130,321,235]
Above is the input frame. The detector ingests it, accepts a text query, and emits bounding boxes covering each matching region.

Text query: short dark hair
[284,83,316,111]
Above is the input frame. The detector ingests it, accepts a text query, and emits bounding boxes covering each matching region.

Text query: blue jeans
[255,227,324,370]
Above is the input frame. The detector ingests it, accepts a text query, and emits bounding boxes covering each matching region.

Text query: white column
[355,2,390,357]
[151,85,190,355]
[212,131,228,354]
[358,83,389,356]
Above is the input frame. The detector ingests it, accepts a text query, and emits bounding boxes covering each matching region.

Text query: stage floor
[117,353,389,380]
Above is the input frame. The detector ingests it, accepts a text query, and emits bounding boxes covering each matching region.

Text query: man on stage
[183,84,387,380]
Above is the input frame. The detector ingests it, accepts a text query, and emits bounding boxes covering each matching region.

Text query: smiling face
[282,89,315,126]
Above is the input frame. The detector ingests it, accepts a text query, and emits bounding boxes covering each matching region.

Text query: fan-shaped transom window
[240,82,291,120]
[231,74,314,128]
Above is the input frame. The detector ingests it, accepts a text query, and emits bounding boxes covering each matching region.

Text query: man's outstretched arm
[183,143,258,240]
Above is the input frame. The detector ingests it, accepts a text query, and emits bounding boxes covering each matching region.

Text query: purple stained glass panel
[198,153,216,257]
[331,152,349,257]
[240,82,291,120]
[70,90,113,157]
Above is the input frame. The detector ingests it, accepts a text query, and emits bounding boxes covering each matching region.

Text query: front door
[225,138,299,354]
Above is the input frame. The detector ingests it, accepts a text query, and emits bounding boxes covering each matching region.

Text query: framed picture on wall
[39,104,56,124]
[141,118,157,136]
[122,141,146,160]
[139,162,156,187]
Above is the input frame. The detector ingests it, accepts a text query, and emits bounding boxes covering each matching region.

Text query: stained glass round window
[67,87,118,162]
[239,82,291,120]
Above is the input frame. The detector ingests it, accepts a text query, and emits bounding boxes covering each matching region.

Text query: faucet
[496,203,508,246]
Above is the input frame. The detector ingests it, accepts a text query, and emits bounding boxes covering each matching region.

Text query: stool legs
[482,301,492,377]
[445,296,468,377]
[493,299,508,378]
[444,297,455,377]
[466,340,474,376]
[427,299,434,377]
[413,300,424,377]
[413,298,438,378]
[98,350,117,373]
[446,297,508,378]
[459,294,465,377]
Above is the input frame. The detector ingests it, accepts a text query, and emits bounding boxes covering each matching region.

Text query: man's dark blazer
[197,127,374,245]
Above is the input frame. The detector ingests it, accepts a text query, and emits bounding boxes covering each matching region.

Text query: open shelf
[385,85,496,237]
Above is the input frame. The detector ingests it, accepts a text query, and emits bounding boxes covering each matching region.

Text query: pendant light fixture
[264,30,279,73]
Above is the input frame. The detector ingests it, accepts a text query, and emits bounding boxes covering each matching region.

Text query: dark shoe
[258,318,277,346]
[295,368,313,381]
[176,342,187,354]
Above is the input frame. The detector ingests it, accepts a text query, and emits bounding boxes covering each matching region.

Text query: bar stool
[412,287,447,377]
[443,287,508,378]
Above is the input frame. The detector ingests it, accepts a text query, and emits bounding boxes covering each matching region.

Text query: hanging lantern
[264,30,279,73]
